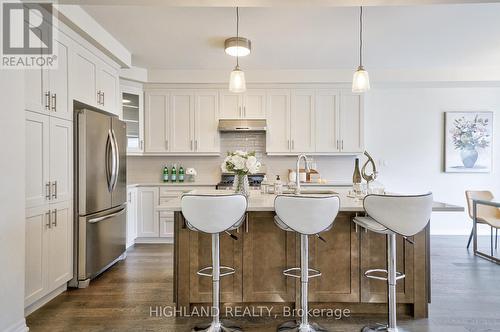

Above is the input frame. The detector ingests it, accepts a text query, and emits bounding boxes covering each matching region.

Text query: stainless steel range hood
[218,119,267,132]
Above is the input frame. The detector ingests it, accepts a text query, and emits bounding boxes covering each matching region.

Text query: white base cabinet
[126,188,137,248]
[25,200,72,307]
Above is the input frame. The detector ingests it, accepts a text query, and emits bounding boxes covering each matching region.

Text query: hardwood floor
[27,236,500,332]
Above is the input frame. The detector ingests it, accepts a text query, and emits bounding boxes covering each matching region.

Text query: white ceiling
[82,4,500,70]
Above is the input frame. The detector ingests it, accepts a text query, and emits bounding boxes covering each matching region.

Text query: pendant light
[352,6,370,93]
[229,7,246,93]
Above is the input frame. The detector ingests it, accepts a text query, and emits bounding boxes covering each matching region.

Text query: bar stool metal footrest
[197,266,235,278]
[364,269,406,281]
[193,320,243,332]
[283,267,322,279]
[277,320,328,332]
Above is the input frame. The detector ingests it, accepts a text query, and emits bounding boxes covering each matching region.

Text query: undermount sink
[281,189,338,195]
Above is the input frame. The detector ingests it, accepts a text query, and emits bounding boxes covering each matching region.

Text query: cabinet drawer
[159,210,174,219]
[159,188,184,198]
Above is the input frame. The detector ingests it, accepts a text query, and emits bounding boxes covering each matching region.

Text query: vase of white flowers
[221,150,261,196]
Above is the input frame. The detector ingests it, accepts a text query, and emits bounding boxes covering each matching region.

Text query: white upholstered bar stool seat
[353,193,433,332]
[274,195,340,332]
[181,194,247,332]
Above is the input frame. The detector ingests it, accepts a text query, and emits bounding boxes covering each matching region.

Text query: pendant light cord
[236,7,240,67]
[359,6,363,68]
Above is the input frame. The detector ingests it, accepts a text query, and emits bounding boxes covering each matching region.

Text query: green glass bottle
[171,164,177,182]
[179,166,185,182]
[162,165,169,183]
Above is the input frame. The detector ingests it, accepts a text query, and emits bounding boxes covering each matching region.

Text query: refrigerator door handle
[87,206,126,224]
[105,130,114,192]
[110,129,119,192]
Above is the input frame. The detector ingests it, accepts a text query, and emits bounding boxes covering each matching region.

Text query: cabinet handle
[341,140,344,151]
[292,140,295,150]
[140,140,144,150]
[245,213,249,233]
[287,139,290,150]
[45,181,51,200]
[97,91,101,104]
[52,209,57,227]
[243,106,246,117]
[128,192,132,203]
[239,106,242,117]
[195,140,198,151]
[47,210,52,229]
[102,92,105,106]
[165,140,169,150]
[51,93,56,112]
[45,91,51,110]
[190,140,193,151]
[52,181,57,199]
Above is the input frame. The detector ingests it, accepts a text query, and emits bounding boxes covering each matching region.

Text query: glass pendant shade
[352,66,370,93]
[229,67,246,93]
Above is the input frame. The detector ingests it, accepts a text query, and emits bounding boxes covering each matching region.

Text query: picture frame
[444,111,494,173]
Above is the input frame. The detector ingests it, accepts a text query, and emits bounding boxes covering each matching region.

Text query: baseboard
[24,284,67,316]
[4,318,29,332]
[135,237,173,244]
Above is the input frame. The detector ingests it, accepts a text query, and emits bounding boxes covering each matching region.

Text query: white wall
[0,71,28,331]
[365,86,500,235]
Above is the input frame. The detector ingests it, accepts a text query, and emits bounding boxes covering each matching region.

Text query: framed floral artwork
[445,111,493,173]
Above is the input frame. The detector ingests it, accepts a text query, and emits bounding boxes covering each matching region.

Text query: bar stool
[181,193,248,332]
[353,193,433,332]
[274,195,341,332]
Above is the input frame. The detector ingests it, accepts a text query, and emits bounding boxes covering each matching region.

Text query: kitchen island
[163,190,463,319]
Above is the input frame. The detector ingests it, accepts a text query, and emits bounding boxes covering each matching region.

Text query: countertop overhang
[159,189,464,213]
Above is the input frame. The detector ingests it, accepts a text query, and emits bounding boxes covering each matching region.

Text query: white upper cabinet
[25,34,70,120]
[219,89,266,119]
[290,89,315,153]
[315,89,340,153]
[194,90,220,153]
[122,86,144,154]
[69,44,120,116]
[339,90,364,153]
[144,89,220,155]
[145,91,169,153]
[70,45,98,107]
[169,91,194,153]
[266,90,291,153]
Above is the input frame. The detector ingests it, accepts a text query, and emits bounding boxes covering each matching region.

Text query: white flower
[245,156,257,172]
[248,161,261,174]
[231,155,246,170]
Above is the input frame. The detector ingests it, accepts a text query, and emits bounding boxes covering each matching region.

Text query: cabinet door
[98,63,119,115]
[195,90,220,153]
[25,67,48,114]
[70,47,97,106]
[122,87,144,154]
[49,117,72,204]
[25,206,49,306]
[136,187,159,238]
[48,200,73,291]
[145,92,169,153]
[360,231,415,303]
[339,91,364,153]
[49,37,70,120]
[308,214,360,302]
[219,91,242,119]
[188,230,243,303]
[266,90,291,153]
[242,212,296,302]
[290,89,315,153]
[159,217,174,238]
[243,89,266,118]
[169,91,194,153]
[26,111,50,208]
[126,188,137,248]
[315,89,340,153]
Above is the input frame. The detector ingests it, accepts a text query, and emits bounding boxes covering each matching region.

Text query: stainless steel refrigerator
[70,104,127,288]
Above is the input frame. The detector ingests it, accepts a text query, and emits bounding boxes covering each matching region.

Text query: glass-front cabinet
[121,86,144,154]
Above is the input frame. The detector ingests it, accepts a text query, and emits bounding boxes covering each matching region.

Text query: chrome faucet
[295,154,310,194]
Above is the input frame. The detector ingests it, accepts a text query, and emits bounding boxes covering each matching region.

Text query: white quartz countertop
[127,182,216,188]
[159,189,464,213]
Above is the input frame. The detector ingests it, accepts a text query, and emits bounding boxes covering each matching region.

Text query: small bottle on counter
[162,165,169,183]
[274,175,283,195]
[260,175,268,194]
[178,166,185,182]
[171,164,177,182]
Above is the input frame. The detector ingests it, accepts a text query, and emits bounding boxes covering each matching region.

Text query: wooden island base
[173,211,430,319]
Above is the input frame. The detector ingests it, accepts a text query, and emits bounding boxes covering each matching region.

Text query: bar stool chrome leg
[360,234,409,332]
[192,234,242,332]
[278,235,327,332]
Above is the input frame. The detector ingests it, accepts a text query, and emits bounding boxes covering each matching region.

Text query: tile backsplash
[127,132,355,184]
